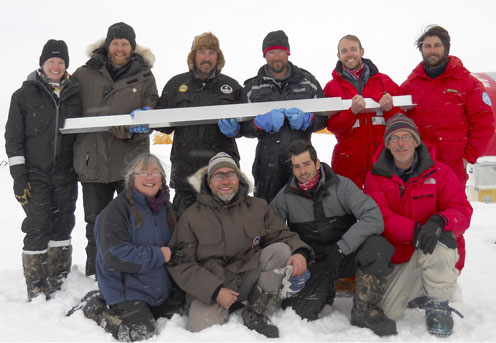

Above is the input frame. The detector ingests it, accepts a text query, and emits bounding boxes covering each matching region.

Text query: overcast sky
[2,0,496,129]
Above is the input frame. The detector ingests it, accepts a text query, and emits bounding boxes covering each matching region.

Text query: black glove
[167,242,190,266]
[439,231,457,249]
[414,215,445,254]
[10,164,31,206]
[325,243,345,279]
[109,126,132,139]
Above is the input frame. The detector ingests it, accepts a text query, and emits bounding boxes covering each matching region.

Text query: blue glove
[130,105,153,118]
[284,107,313,130]
[129,106,153,133]
[254,108,285,132]
[129,126,150,133]
[218,118,240,138]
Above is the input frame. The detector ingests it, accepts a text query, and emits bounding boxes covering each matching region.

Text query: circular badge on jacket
[220,84,233,94]
[178,84,188,93]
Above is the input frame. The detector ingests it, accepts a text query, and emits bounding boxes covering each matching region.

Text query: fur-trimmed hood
[86,38,155,68]
[188,166,254,195]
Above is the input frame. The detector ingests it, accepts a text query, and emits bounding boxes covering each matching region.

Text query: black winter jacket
[240,62,327,203]
[157,70,242,191]
[5,71,81,178]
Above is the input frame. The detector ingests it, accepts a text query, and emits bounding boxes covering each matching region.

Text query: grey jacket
[270,162,383,259]
[72,40,158,182]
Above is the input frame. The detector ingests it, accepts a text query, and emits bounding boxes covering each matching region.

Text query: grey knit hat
[262,30,290,57]
[207,152,240,180]
[384,113,421,146]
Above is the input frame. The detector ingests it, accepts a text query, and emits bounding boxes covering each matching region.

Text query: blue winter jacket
[95,188,173,306]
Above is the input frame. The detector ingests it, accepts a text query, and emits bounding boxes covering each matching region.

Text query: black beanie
[105,22,136,50]
[262,30,290,57]
[39,39,69,68]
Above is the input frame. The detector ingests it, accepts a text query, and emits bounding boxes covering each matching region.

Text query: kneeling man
[364,114,472,336]
[271,139,396,336]
[167,152,313,338]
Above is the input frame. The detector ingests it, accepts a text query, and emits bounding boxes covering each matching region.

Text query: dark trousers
[82,181,125,276]
[110,297,183,341]
[172,190,197,219]
[22,172,77,251]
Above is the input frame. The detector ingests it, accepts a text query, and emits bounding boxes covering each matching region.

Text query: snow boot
[22,252,50,301]
[350,268,397,336]
[47,244,72,294]
[425,299,463,337]
[76,290,132,340]
[242,284,279,338]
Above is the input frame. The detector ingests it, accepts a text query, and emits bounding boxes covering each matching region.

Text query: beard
[196,62,215,77]
[217,191,235,202]
[108,53,131,67]
[423,52,448,68]
[268,60,287,74]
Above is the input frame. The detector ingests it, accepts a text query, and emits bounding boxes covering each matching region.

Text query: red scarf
[343,61,365,80]
[298,169,321,191]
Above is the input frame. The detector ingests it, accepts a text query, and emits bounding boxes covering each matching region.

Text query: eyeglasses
[390,134,413,143]
[211,171,238,182]
[134,171,162,177]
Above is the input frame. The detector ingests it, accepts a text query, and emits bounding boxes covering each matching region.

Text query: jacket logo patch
[424,178,436,185]
[483,92,492,106]
[220,84,233,94]
[252,236,261,249]
[178,84,188,93]
[446,88,459,94]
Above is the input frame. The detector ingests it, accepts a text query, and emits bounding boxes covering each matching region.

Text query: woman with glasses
[81,153,183,341]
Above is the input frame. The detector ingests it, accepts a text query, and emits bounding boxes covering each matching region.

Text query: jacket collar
[371,143,435,179]
[408,55,469,81]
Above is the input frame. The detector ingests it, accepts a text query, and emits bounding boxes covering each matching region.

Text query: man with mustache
[363,114,472,337]
[73,22,158,277]
[401,25,494,186]
[157,32,242,218]
[167,152,312,338]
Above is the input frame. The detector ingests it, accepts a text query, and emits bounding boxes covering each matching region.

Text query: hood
[86,38,155,68]
[188,166,254,195]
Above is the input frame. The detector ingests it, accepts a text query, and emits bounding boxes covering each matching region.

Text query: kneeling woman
[91,153,178,341]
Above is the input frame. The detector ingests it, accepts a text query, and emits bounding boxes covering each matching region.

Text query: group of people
[5,21,494,341]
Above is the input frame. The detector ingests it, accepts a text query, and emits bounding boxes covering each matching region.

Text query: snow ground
[1,134,496,342]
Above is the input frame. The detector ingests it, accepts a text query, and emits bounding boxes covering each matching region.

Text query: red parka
[401,56,495,184]
[324,59,403,188]
[363,143,472,272]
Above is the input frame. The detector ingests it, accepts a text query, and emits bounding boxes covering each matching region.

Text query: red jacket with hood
[400,56,495,184]
[364,143,472,272]
[324,58,403,188]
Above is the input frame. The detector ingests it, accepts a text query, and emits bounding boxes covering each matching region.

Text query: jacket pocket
[410,187,437,221]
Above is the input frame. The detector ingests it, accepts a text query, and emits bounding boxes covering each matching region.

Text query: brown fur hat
[187,32,225,72]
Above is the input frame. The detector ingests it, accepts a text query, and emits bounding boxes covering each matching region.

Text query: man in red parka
[324,35,403,189]
[364,114,472,337]
[401,25,495,185]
